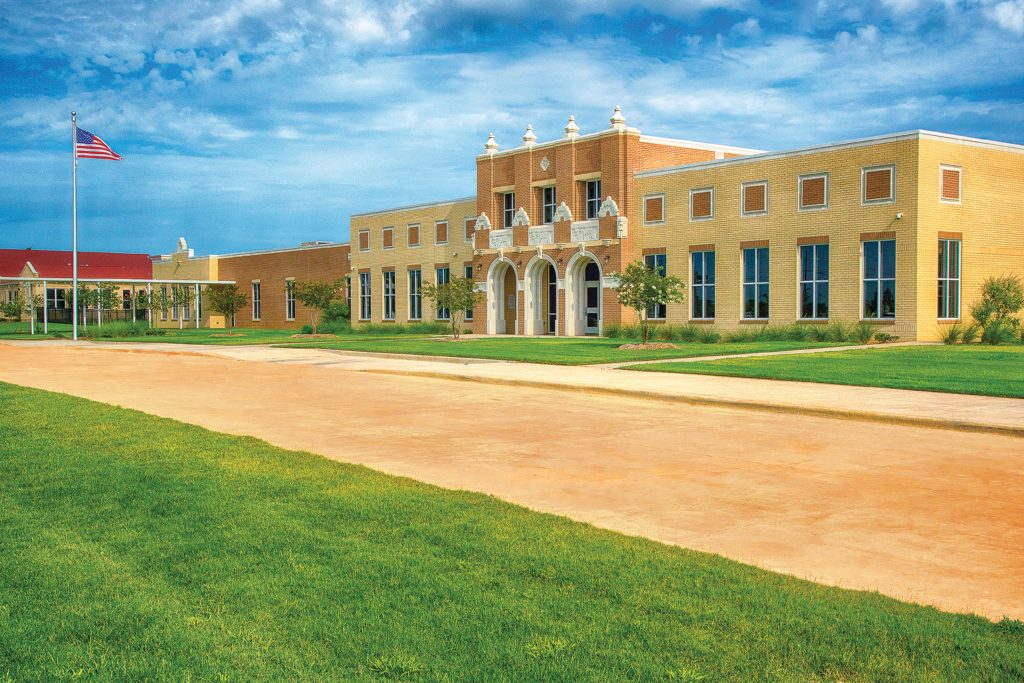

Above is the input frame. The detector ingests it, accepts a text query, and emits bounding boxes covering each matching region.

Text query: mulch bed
[289,333,339,338]
[617,342,679,350]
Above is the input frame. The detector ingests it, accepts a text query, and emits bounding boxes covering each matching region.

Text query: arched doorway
[523,255,558,336]
[486,258,519,335]
[564,253,602,336]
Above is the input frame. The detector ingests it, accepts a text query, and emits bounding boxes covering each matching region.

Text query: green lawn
[628,345,1024,398]
[286,336,840,365]
[1,384,1020,681]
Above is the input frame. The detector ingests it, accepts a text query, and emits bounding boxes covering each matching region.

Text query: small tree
[971,275,1023,332]
[612,260,686,345]
[73,286,98,329]
[294,279,343,334]
[172,285,197,330]
[206,284,248,333]
[419,276,483,340]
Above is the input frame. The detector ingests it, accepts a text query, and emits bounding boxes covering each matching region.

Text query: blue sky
[1,0,1022,256]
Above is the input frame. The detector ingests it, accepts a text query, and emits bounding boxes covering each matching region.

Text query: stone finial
[564,115,580,139]
[598,196,620,217]
[176,236,188,252]
[523,124,537,146]
[474,212,491,231]
[484,132,498,154]
[512,207,531,227]
[610,105,626,130]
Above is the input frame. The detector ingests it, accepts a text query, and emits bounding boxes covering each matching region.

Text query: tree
[293,279,343,334]
[172,285,197,330]
[1,291,23,323]
[206,284,248,333]
[971,275,1023,332]
[419,276,483,340]
[612,260,686,345]
[72,286,98,329]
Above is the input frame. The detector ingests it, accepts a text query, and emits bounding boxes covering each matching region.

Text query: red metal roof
[0,249,153,279]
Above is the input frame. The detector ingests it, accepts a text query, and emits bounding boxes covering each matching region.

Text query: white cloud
[986,0,1024,33]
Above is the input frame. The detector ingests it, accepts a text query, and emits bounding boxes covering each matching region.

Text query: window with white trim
[741,181,768,216]
[799,173,828,211]
[357,229,370,252]
[408,269,422,320]
[863,240,896,319]
[689,188,713,221]
[383,271,396,320]
[251,282,261,320]
[542,186,556,224]
[862,165,895,204]
[742,247,769,319]
[940,165,962,204]
[435,266,450,319]
[285,280,296,321]
[465,265,474,321]
[643,253,667,319]
[502,192,515,228]
[359,272,371,321]
[643,194,665,225]
[691,251,715,320]
[938,239,960,319]
[799,243,829,319]
[585,180,601,219]
[160,286,168,321]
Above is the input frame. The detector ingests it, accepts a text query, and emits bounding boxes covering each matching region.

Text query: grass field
[627,345,1024,398]
[1,383,1021,681]
[286,336,840,365]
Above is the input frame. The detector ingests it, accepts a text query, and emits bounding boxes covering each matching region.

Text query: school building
[348,108,1024,341]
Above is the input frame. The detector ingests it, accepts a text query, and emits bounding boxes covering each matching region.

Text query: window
[742,181,768,216]
[585,180,601,219]
[344,276,351,310]
[465,265,475,320]
[503,192,515,228]
[383,271,396,320]
[251,282,261,320]
[862,165,895,204]
[408,269,422,320]
[690,188,714,221]
[435,220,448,245]
[938,239,961,319]
[435,266,450,319]
[464,217,475,243]
[691,251,715,320]
[643,194,665,225]
[863,240,896,319]
[541,186,556,224]
[799,243,829,319]
[359,272,371,321]
[45,288,67,309]
[799,173,828,210]
[382,226,394,249]
[643,253,667,319]
[940,165,962,204]
[184,289,191,320]
[407,224,420,247]
[285,279,296,321]
[170,287,178,320]
[742,247,769,319]
[358,229,370,252]
[160,286,168,321]
[122,289,131,311]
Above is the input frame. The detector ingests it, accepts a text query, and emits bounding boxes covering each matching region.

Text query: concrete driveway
[1,341,1022,620]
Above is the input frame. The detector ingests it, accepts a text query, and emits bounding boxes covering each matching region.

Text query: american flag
[75,127,122,160]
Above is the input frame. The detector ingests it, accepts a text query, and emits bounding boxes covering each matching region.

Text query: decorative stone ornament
[609,106,626,130]
[597,196,620,217]
[176,236,188,252]
[484,132,498,154]
[552,201,573,223]
[511,207,531,227]
[564,114,580,139]
[474,212,491,231]
[523,124,537,146]
[539,156,550,171]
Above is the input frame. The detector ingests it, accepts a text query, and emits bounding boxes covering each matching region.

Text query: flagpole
[71,111,79,341]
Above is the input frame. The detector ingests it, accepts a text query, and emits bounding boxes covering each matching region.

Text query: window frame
[357,228,370,252]
[643,252,667,320]
[541,186,556,225]
[938,239,961,320]
[585,180,601,220]
[382,270,396,321]
[358,272,372,321]
[435,220,449,246]
[407,223,421,248]
[798,173,829,212]
[798,243,830,320]
[691,250,716,320]
[939,164,962,205]
[862,239,897,320]
[742,247,770,320]
[160,286,168,321]
[464,217,475,243]
[408,268,422,321]
[435,266,450,320]
[643,193,666,225]
[285,278,296,321]
[689,187,714,222]
[465,264,475,321]
[861,164,895,205]
[251,281,261,321]
[382,226,395,250]
[741,180,768,217]
[502,192,515,228]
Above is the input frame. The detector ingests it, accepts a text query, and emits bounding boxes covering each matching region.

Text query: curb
[361,368,1024,439]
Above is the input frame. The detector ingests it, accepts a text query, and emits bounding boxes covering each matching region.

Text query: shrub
[940,322,963,345]
[874,332,899,343]
[853,322,877,344]
[352,322,449,335]
[603,323,623,339]
[300,324,314,334]
[981,318,1017,345]
[323,300,350,323]
[962,323,981,344]
[971,275,1024,332]
[826,322,853,343]
[95,321,147,338]
[697,327,720,344]
[144,328,167,336]
[51,331,66,339]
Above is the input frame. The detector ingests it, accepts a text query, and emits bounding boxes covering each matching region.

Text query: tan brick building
[350,110,1024,341]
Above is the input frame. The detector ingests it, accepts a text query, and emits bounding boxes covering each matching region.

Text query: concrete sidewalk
[9,339,1023,436]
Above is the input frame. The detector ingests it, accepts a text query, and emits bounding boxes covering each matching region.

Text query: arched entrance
[486,258,519,335]
[564,253,602,336]
[523,255,558,336]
